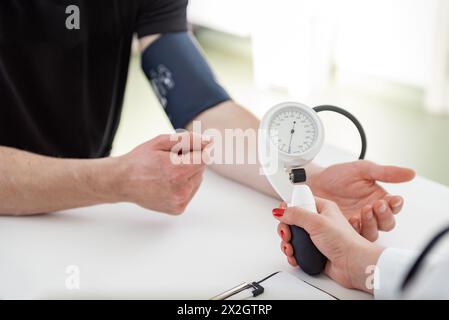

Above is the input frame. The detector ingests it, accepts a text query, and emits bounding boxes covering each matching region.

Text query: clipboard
[211,271,338,300]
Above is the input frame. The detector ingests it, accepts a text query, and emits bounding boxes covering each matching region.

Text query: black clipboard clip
[211,282,265,300]
[210,272,282,300]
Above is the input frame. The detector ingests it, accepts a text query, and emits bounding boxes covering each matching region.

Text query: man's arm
[0,146,118,215]
[0,133,209,215]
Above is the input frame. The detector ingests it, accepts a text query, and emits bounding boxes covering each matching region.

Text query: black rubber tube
[401,225,449,291]
[313,105,367,160]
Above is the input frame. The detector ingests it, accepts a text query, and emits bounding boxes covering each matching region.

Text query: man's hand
[274,198,385,293]
[308,161,415,240]
[0,132,211,216]
[117,132,211,215]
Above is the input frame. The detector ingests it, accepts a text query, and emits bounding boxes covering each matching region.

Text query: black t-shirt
[0,0,187,158]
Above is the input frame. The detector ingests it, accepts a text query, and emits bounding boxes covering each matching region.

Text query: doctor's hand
[308,161,415,241]
[274,198,385,293]
[116,132,211,215]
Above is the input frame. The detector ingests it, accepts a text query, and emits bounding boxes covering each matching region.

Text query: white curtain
[251,0,336,100]
[425,0,449,114]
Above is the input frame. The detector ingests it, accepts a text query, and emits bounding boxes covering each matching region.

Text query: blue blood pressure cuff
[141,32,231,129]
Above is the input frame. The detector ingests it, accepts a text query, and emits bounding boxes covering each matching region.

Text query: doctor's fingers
[280,240,298,267]
[280,240,294,257]
[287,255,298,267]
[277,223,291,242]
[373,199,396,232]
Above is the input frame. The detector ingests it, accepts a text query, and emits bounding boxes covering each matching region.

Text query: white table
[1,146,449,299]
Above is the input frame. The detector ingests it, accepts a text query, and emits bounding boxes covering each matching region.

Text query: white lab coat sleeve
[374,247,449,299]
[373,248,417,300]
[402,254,449,299]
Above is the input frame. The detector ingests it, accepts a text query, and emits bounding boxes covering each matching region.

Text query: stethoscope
[401,225,449,292]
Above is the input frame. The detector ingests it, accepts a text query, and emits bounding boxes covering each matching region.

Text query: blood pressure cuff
[141,32,231,129]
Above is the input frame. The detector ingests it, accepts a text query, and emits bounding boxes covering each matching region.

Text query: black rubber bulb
[289,225,327,275]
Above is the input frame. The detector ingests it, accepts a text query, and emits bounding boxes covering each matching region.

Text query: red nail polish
[272,208,285,217]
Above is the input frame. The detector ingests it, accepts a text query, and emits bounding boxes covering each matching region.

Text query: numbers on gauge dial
[269,109,317,154]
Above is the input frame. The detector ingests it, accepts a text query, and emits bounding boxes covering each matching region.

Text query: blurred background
[113,0,449,187]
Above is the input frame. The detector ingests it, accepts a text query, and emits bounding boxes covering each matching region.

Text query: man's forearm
[187,101,323,198]
[0,146,121,215]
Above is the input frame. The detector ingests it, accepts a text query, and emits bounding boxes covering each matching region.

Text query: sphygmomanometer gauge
[262,102,325,167]
[269,107,319,155]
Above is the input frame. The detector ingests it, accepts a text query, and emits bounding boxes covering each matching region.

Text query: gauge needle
[288,121,296,153]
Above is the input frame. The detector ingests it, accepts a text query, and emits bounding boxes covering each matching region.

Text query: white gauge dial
[269,107,318,155]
